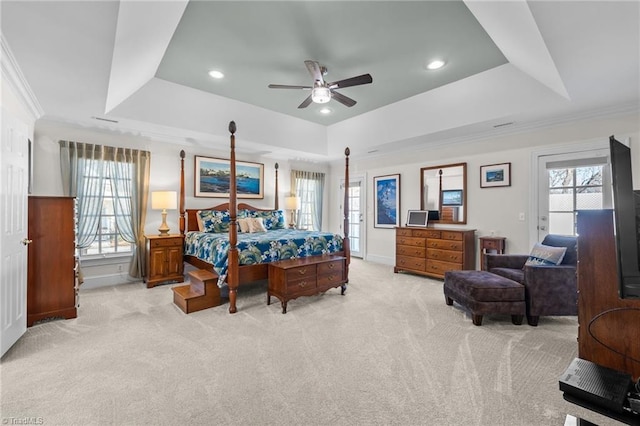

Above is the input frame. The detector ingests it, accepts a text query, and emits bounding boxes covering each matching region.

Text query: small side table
[479,236,506,270]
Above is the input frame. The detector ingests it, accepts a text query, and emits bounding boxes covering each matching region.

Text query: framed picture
[194,156,264,198]
[480,162,511,188]
[374,174,400,228]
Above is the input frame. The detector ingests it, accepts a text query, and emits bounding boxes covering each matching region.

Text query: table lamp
[284,196,300,229]
[151,190,177,236]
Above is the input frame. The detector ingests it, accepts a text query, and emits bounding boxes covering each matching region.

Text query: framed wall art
[195,155,264,198]
[374,174,400,228]
[480,162,511,188]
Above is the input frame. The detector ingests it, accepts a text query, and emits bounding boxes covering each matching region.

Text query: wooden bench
[268,255,347,314]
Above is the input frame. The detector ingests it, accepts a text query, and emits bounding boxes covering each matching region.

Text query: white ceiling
[1,1,639,162]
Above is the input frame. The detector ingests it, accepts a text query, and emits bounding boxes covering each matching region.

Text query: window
[292,170,325,231]
[548,164,606,235]
[79,175,133,257]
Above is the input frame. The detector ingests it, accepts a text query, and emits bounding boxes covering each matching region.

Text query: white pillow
[247,217,267,233]
[238,217,250,233]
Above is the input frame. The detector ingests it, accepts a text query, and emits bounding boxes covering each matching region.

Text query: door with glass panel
[341,177,364,258]
[537,149,611,240]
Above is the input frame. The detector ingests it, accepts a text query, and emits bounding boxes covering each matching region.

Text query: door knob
[21,238,32,245]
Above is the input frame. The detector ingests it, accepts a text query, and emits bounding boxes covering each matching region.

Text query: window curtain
[59,141,151,278]
[291,170,325,231]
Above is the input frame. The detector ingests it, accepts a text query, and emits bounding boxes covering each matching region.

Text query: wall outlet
[117,264,123,272]
[518,212,526,221]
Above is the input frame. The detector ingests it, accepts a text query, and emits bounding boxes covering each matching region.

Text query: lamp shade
[284,196,300,210]
[151,191,177,210]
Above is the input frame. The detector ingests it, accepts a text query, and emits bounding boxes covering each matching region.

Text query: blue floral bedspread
[184,229,344,287]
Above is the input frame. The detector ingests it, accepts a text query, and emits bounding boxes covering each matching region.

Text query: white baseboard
[81,273,142,290]
[364,254,394,265]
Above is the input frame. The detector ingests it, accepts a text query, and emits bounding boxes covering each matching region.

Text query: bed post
[179,150,186,236]
[343,147,351,267]
[228,121,239,314]
[274,162,279,210]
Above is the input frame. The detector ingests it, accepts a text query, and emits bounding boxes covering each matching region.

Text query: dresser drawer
[397,245,426,258]
[150,237,182,248]
[318,271,344,288]
[317,259,344,276]
[413,229,441,239]
[396,236,425,247]
[427,239,463,251]
[285,265,315,282]
[426,259,462,276]
[427,248,463,264]
[396,255,426,271]
[441,231,463,241]
[396,228,413,237]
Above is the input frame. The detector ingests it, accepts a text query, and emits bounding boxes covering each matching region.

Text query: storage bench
[443,270,525,326]
[268,255,347,314]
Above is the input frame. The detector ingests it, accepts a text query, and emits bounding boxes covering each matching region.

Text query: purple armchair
[483,234,578,326]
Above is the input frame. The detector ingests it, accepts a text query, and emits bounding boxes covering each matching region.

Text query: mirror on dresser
[420,162,467,225]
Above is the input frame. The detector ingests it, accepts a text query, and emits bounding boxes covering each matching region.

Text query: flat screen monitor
[406,210,428,227]
[428,210,440,221]
[609,135,640,299]
[441,189,463,206]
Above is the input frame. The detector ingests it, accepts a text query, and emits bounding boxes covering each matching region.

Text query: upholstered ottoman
[443,270,525,326]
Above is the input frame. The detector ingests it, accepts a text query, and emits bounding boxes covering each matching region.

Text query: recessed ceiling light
[319,107,332,114]
[208,70,224,79]
[426,59,445,70]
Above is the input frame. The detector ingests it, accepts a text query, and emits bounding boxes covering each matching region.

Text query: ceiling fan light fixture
[426,59,446,70]
[319,107,332,114]
[311,87,331,104]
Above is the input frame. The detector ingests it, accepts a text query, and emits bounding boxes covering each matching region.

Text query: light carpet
[0,259,623,425]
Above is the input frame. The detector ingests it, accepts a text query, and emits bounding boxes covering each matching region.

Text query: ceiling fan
[268,60,373,109]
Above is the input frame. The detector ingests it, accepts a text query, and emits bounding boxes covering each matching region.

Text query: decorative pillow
[524,243,567,267]
[237,217,251,233]
[247,210,285,230]
[197,210,231,233]
[247,217,267,233]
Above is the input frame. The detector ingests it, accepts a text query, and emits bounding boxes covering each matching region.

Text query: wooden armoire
[27,196,78,326]
[576,209,640,379]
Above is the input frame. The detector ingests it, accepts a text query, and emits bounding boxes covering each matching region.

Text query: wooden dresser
[268,255,347,313]
[27,196,78,326]
[394,227,476,279]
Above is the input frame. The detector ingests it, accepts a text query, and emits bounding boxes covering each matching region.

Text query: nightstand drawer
[150,237,182,248]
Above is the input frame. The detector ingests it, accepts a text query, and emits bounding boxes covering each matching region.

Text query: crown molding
[1,34,44,120]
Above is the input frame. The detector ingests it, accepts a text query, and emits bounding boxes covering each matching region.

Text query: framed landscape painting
[195,156,264,198]
[480,162,511,188]
[374,174,400,228]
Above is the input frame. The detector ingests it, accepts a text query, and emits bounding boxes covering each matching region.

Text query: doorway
[341,175,365,258]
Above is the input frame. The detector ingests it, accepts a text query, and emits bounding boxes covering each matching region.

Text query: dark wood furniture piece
[479,236,506,271]
[27,196,77,326]
[173,269,221,314]
[175,122,351,313]
[394,227,476,279]
[268,255,347,313]
[576,209,640,379]
[145,234,184,288]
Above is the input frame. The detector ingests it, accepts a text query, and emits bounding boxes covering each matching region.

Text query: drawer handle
[298,281,308,288]
[297,268,308,275]
[328,263,335,269]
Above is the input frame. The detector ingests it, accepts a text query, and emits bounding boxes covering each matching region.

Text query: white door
[536,147,611,241]
[341,176,365,258]
[1,107,30,357]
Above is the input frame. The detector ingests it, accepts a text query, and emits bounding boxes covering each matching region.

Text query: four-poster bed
[176,121,351,314]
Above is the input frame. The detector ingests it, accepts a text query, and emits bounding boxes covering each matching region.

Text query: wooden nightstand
[479,236,506,270]
[145,234,184,288]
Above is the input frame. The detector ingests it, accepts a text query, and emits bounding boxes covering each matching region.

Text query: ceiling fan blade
[298,95,313,109]
[268,84,312,90]
[329,73,373,89]
[331,91,357,107]
[304,60,325,85]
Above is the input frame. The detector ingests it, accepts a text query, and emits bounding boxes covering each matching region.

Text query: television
[441,189,463,206]
[406,210,429,227]
[609,135,640,299]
